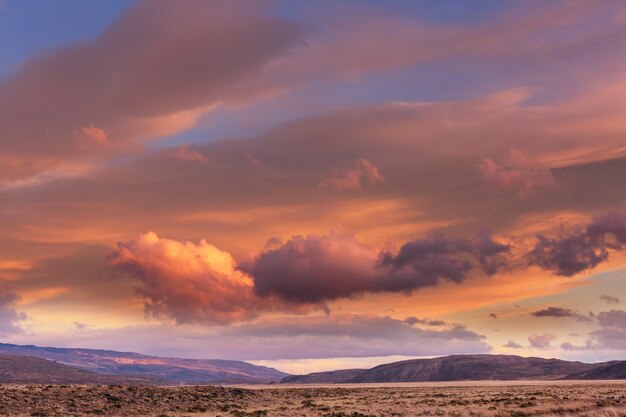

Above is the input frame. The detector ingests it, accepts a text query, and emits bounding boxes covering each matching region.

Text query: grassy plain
[0,381,624,416]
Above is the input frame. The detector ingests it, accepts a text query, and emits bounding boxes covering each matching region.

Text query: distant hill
[0,343,287,385]
[281,354,626,384]
[0,353,159,384]
[281,368,364,384]
[3,344,623,386]
[564,361,626,380]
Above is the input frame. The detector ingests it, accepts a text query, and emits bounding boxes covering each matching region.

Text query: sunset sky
[0,0,625,374]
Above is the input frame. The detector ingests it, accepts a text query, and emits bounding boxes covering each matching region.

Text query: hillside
[0,353,159,384]
[280,369,363,384]
[564,361,626,380]
[281,354,626,384]
[0,343,287,385]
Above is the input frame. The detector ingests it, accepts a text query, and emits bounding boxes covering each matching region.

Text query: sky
[0,0,625,374]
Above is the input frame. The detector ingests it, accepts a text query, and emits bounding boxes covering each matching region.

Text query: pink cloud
[319,159,384,191]
[171,145,207,163]
[480,148,554,198]
[528,333,556,348]
[74,124,109,150]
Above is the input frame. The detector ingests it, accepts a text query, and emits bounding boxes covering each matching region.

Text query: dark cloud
[402,317,446,327]
[586,211,626,245]
[527,211,626,276]
[599,295,620,305]
[473,229,512,275]
[489,313,498,319]
[503,340,523,349]
[531,306,592,322]
[242,230,509,304]
[0,279,26,336]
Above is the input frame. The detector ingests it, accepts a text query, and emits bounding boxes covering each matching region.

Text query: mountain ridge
[0,343,287,385]
[281,354,626,384]
[0,353,162,385]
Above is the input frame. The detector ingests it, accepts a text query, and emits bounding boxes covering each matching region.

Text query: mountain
[0,343,287,385]
[0,353,159,384]
[281,354,626,383]
[564,361,626,380]
[280,369,364,384]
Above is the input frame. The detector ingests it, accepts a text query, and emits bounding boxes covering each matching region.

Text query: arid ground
[0,381,625,417]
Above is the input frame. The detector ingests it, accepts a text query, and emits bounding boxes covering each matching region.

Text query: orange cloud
[109,232,316,324]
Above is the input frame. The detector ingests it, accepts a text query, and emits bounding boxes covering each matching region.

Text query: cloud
[599,295,620,305]
[23,314,489,361]
[560,341,594,351]
[73,321,90,330]
[527,211,626,276]
[242,229,509,304]
[480,148,554,198]
[171,145,208,163]
[549,309,626,352]
[503,340,523,349]
[588,309,626,350]
[0,279,26,336]
[108,232,315,324]
[108,229,510,323]
[380,229,510,279]
[74,125,109,151]
[319,159,384,191]
[402,317,446,327]
[0,0,301,181]
[531,306,592,322]
[528,333,556,348]
[222,314,490,360]
[473,229,512,275]
[489,313,498,319]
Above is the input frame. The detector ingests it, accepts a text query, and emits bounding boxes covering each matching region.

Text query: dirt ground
[0,381,625,417]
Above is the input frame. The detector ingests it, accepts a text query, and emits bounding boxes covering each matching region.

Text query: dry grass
[0,382,624,416]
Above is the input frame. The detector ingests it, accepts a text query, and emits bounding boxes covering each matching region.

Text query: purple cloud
[589,309,626,350]
[531,306,592,322]
[243,230,509,304]
[527,211,626,276]
[503,340,523,349]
